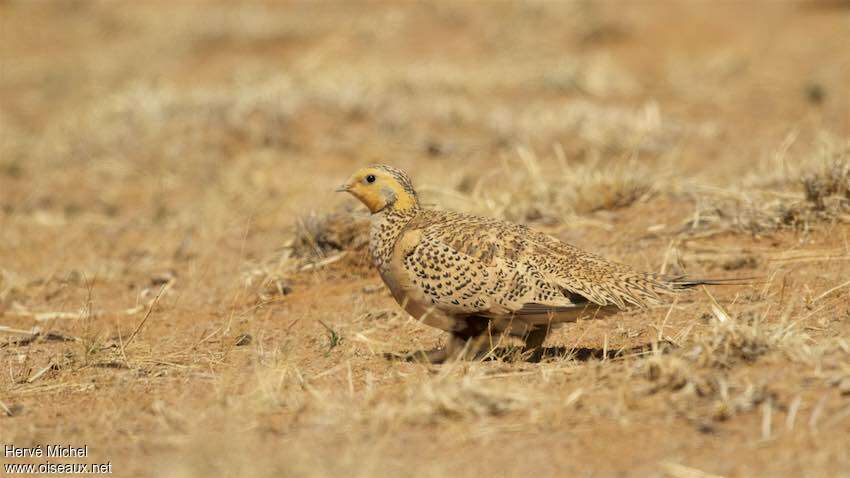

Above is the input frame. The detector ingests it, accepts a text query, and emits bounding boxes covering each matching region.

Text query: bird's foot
[385,332,492,364]
[521,346,545,363]
[384,348,453,364]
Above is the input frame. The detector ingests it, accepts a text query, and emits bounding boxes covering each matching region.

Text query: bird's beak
[335,184,350,193]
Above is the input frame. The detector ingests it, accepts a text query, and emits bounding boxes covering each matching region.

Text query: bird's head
[336,165,419,214]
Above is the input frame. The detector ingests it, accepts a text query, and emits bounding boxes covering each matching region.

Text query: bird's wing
[520,229,676,308]
[396,210,673,324]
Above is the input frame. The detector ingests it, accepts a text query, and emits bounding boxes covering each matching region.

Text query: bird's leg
[451,331,493,361]
[450,316,492,361]
[400,333,481,364]
[405,345,453,364]
[414,317,490,364]
[438,317,490,359]
[522,326,549,363]
[397,317,492,364]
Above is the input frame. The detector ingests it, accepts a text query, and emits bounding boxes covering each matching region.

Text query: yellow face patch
[339,167,417,213]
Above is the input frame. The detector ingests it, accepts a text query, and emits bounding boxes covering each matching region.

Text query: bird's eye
[366,174,376,184]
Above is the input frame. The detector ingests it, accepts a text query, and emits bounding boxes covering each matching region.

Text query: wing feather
[398,209,671,325]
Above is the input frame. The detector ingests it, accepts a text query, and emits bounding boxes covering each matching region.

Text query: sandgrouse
[338,164,736,363]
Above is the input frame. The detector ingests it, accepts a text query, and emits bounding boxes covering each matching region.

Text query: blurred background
[1,2,849,476]
[2,1,848,230]
[3,1,848,284]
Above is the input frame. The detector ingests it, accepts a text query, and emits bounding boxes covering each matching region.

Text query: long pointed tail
[664,275,762,289]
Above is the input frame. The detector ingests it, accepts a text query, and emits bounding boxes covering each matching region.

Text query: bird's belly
[378,275,548,337]
[378,269,457,333]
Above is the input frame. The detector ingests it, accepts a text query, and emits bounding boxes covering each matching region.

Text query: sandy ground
[1,2,850,477]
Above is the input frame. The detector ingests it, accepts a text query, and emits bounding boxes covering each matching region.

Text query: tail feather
[664,275,762,289]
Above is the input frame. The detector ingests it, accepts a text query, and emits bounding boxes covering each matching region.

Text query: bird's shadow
[386,342,672,364]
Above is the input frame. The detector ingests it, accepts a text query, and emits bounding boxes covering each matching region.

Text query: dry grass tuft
[646,302,813,380]
[688,312,811,368]
[802,144,850,211]
[242,251,296,303]
[243,211,369,301]
[451,147,658,224]
[644,352,776,423]
[373,368,535,425]
[291,212,370,260]
[689,139,850,235]
[635,294,840,427]
[644,355,704,394]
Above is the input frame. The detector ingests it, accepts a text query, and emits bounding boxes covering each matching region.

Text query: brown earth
[1,2,849,477]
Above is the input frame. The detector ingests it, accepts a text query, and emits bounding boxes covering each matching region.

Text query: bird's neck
[368,207,417,271]
[390,191,419,212]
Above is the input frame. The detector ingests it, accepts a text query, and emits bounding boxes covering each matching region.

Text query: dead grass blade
[26,361,58,383]
[123,283,169,349]
[661,462,726,478]
[813,279,850,302]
